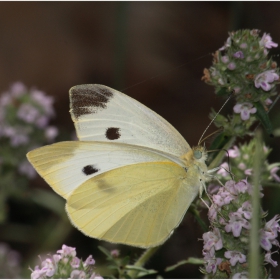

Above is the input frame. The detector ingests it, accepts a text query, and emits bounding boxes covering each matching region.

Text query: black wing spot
[82,164,99,176]
[105,127,121,140]
[70,85,114,119]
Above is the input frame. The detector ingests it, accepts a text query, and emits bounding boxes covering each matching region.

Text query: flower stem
[208,136,236,170]
[127,246,160,278]
[248,130,262,278]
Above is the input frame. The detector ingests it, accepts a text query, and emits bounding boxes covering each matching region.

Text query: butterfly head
[180,146,208,168]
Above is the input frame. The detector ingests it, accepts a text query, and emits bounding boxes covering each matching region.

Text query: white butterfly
[27,84,214,248]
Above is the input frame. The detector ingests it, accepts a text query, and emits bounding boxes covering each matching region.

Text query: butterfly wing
[66,162,200,248]
[27,141,183,199]
[69,84,190,157]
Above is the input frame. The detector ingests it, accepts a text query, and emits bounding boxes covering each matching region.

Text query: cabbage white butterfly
[27,84,213,248]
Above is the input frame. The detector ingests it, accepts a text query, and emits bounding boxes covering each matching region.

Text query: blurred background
[1,2,280,278]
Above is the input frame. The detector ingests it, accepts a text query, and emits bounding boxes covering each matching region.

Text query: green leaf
[98,246,114,260]
[253,101,274,137]
[216,87,229,96]
[165,258,204,272]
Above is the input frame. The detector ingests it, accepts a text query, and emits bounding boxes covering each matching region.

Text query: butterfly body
[27,84,211,248]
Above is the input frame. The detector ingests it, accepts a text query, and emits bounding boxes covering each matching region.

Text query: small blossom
[244,168,252,176]
[10,82,26,97]
[41,258,56,277]
[265,98,273,106]
[18,160,37,179]
[225,212,250,237]
[233,51,244,59]
[238,163,246,170]
[205,257,223,274]
[240,43,247,49]
[208,205,218,221]
[57,245,76,258]
[234,180,249,194]
[228,62,236,70]
[232,271,248,278]
[203,228,223,251]
[84,255,95,266]
[17,104,40,124]
[71,257,80,268]
[270,166,280,182]
[219,37,232,51]
[264,251,278,267]
[233,102,257,121]
[260,216,280,251]
[224,250,246,266]
[45,126,58,141]
[31,266,45,279]
[228,146,240,158]
[254,70,279,91]
[221,56,229,63]
[259,33,278,49]
[217,162,230,177]
[110,249,120,258]
[237,201,252,220]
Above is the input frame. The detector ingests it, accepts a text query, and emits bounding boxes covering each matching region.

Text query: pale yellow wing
[27,141,183,199]
[66,162,200,248]
[69,84,190,157]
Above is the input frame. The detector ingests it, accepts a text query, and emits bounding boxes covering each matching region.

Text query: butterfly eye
[194,150,202,159]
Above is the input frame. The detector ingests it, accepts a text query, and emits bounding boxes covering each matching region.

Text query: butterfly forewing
[66,162,200,248]
[69,84,190,157]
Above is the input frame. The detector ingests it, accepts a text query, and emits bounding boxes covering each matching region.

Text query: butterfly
[27,84,214,248]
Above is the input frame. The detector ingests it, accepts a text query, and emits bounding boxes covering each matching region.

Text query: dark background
[1,2,280,278]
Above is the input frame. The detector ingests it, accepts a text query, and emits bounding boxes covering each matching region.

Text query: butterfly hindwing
[66,162,200,248]
[69,84,190,157]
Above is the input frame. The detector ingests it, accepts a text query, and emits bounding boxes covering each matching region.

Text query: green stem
[208,136,236,170]
[248,130,262,278]
[127,246,160,278]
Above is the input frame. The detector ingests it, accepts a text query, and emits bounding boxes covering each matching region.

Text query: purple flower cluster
[203,177,280,277]
[260,215,280,267]
[0,82,58,179]
[30,244,102,279]
[0,242,21,278]
[217,144,280,184]
[0,82,57,147]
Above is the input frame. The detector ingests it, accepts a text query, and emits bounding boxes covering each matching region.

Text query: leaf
[165,258,204,272]
[253,101,274,137]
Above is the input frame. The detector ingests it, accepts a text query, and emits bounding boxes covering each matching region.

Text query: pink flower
[232,272,248,278]
[225,212,250,237]
[233,51,244,59]
[254,70,279,91]
[205,257,223,274]
[237,201,252,219]
[265,98,273,106]
[224,250,246,266]
[17,104,40,124]
[217,162,229,177]
[270,166,280,182]
[259,33,278,49]
[244,168,252,176]
[45,126,58,141]
[203,228,223,251]
[221,56,229,63]
[228,62,236,70]
[264,251,278,267]
[233,102,257,120]
[84,255,95,266]
[57,245,76,258]
[228,146,240,158]
[213,190,234,207]
[110,249,120,258]
[18,160,37,179]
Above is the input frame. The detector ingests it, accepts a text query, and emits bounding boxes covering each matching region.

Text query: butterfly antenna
[198,92,233,146]
[198,127,224,146]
